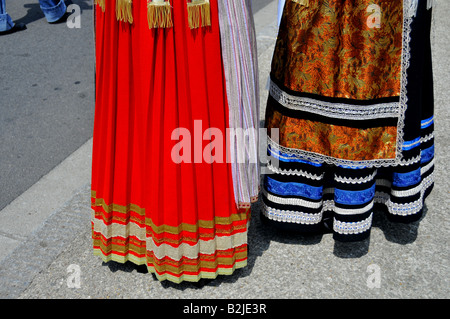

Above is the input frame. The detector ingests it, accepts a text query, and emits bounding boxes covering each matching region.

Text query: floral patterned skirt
[262,0,435,241]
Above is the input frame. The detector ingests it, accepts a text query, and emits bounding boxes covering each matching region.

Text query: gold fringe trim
[116,0,133,24]
[292,0,309,7]
[187,0,211,29]
[94,0,105,12]
[147,0,173,29]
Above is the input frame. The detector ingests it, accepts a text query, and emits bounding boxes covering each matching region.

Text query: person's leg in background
[38,0,67,23]
[0,0,26,34]
[0,0,14,32]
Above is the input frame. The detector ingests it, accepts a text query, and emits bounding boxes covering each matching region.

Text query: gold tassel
[147,0,173,29]
[94,0,105,12]
[116,0,133,24]
[292,0,309,7]
[187,0,211,29]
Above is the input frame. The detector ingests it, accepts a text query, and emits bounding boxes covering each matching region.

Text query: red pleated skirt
[91,0,250,283]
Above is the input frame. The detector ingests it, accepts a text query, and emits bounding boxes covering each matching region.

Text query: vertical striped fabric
[217,0,260,208]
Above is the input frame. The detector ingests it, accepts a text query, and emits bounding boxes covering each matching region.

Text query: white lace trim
[268,137,420,169]
[421,158,434,175]
[375,172,434,216]
[262,205,323,225]
[266,162,324,180]
[333,214,373,235]
[395,0,415,165]
[263,173,433,226]
[406,0,419,17]
[390,182,423,198]
[422,132,434,143]
[264,186,375,216]
[335,201,375,216]
[263,189,322,209]
[269,80,400,120]
[335,171,378,184]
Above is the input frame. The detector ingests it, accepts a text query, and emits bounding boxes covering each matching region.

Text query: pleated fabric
[262,0,435,242]
[91,0,258,283]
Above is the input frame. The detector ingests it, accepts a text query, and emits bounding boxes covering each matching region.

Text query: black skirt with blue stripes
[261,0,435,242]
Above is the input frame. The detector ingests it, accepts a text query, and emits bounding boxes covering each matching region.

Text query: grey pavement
[0,0,449,300]
[0,0,96,213]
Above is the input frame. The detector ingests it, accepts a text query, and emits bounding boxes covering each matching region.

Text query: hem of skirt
[260,179,433,242]
[332,229,371,242]
[378,181,434,224]
[147,260,247,284]
[260,211,325,235]
[93,249,247,284]
[93,249,147,266]
[385,209,423,224]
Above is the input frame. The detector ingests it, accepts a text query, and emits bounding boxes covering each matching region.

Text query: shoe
[49,12,70,24]
[0,23,27,36]
[49,0,74,24]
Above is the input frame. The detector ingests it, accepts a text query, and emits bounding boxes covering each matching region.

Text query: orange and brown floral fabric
[272,0,403,100]
[267,0,405,164]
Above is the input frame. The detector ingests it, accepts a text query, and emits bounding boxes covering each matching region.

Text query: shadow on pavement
[14,0,93,26]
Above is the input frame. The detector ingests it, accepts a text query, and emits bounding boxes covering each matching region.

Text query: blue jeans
[0,0,67,32]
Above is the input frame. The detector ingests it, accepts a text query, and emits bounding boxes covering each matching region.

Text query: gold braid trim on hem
[93,248,248,284]
[148,259,248,284]
[91,191,251,234]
